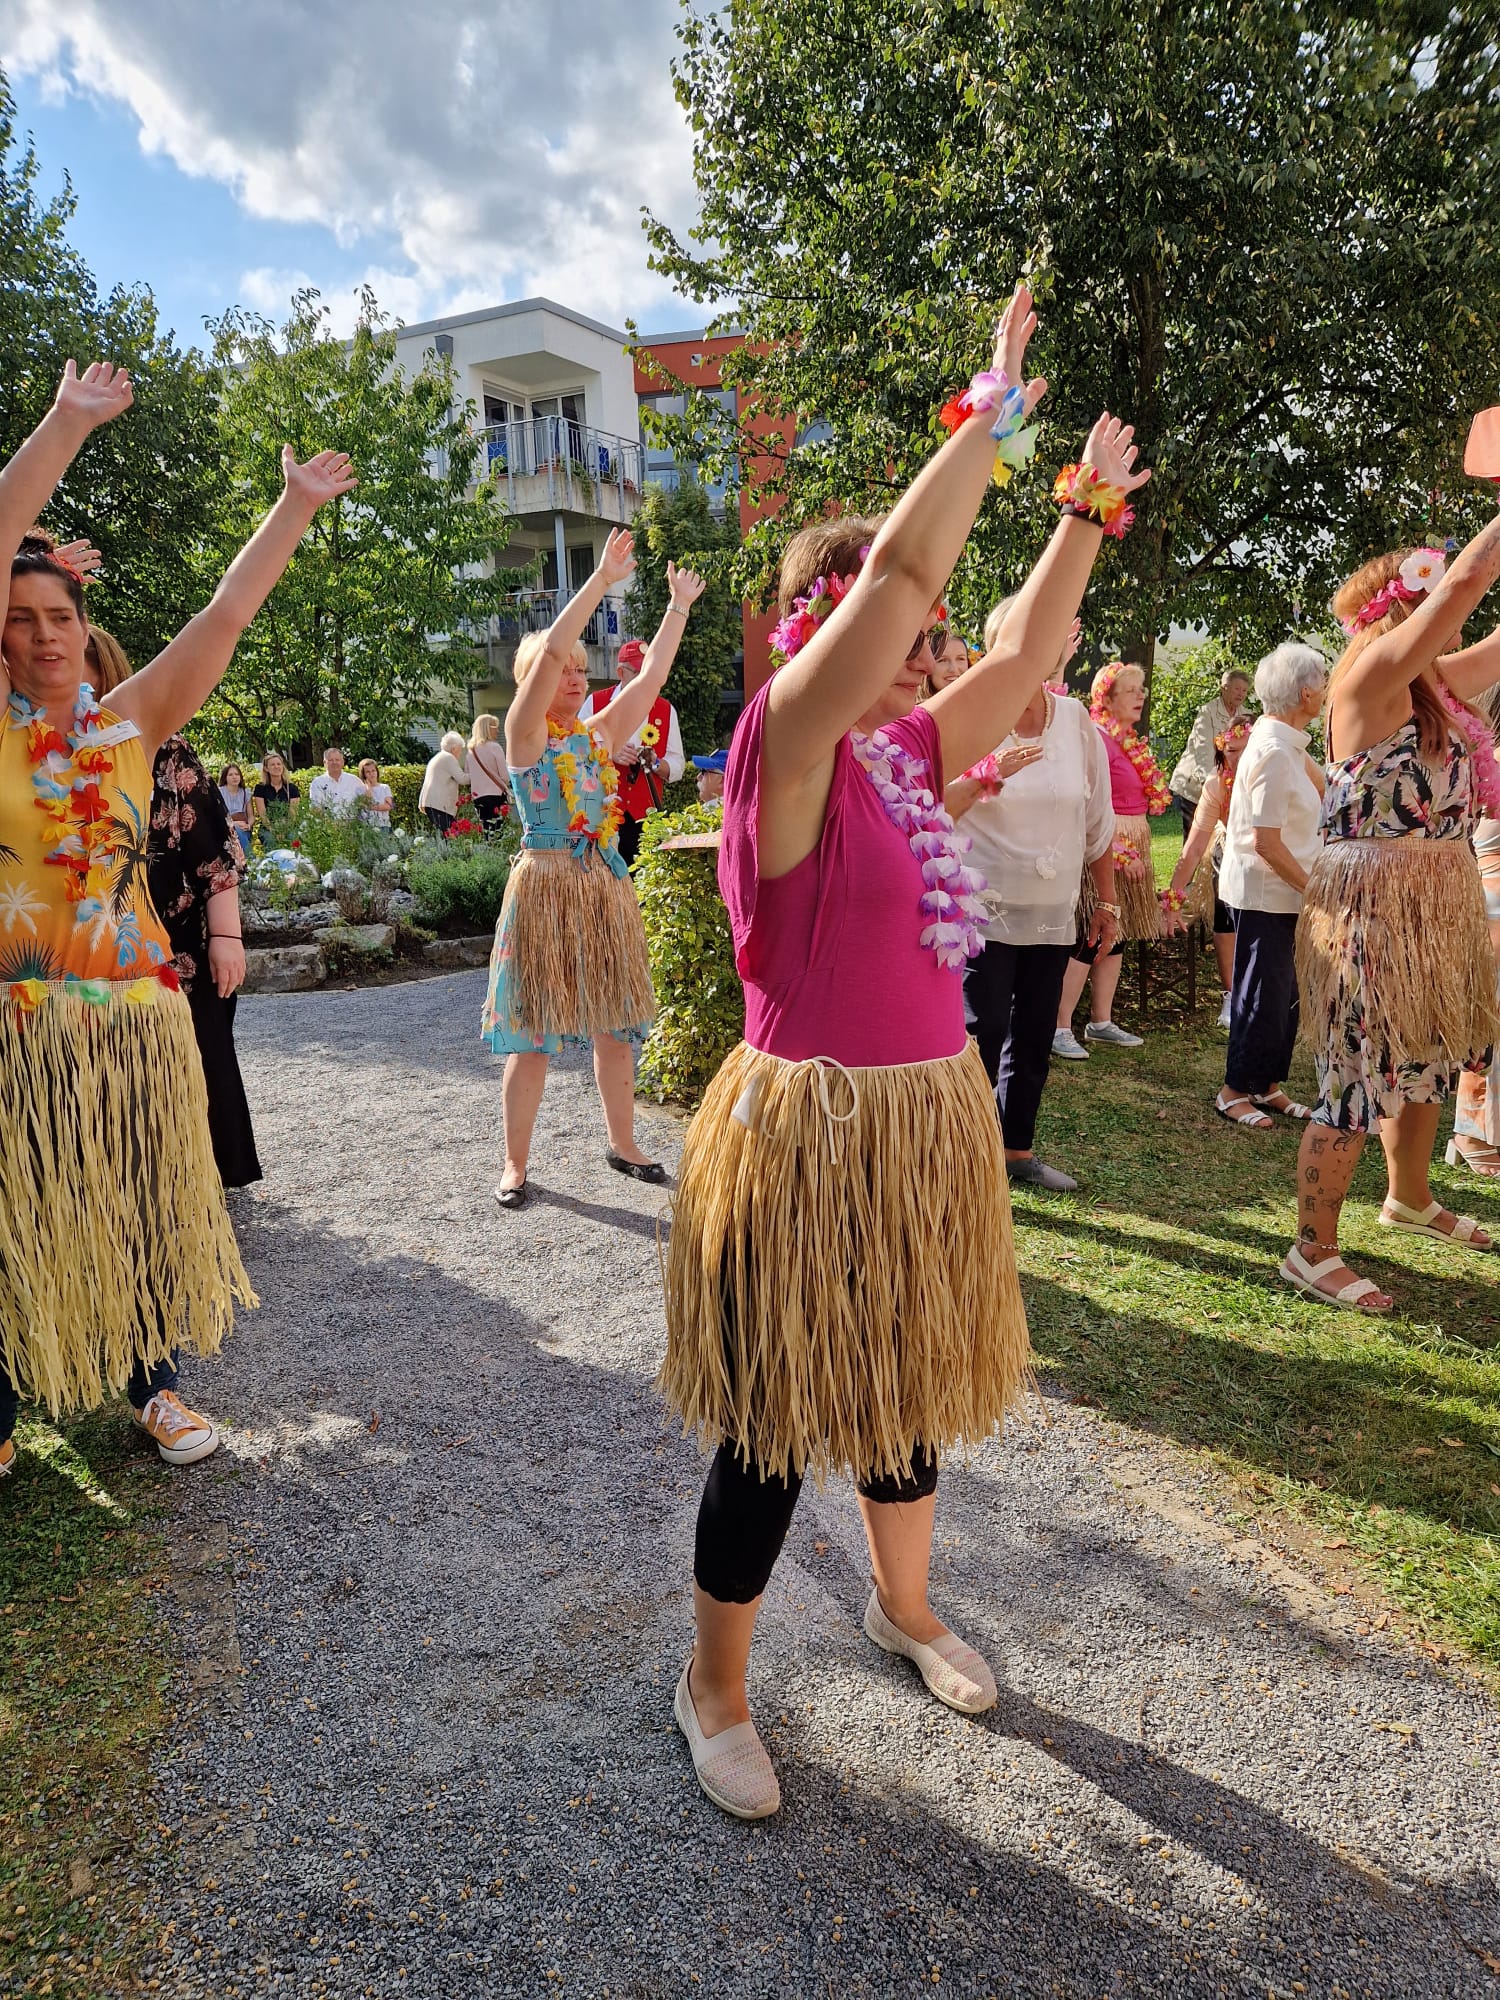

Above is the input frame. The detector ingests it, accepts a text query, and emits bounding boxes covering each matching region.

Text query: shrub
[409,824,520,933]
[634,800,742,1106]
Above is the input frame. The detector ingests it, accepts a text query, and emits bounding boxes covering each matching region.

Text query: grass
[0,1405,174,1996]
[1033,850,1500,1666]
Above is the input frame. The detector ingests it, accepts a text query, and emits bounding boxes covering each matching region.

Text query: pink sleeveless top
[719,683,967,1066]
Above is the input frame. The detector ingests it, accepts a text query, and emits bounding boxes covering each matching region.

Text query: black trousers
[962,939,1072,1152]
[616,813,644,867]
[1172,791,1198,841]
[1224,908,1299,1095]
[695,1443,939,1604]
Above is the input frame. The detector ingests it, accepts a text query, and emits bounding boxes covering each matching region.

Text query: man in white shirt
[308,747,367,815]
[579,640,686,865]
[1170,668,1252,836]
[1215,644,1328,1129]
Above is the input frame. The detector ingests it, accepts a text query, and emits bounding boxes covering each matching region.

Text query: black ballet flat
[493,1180,530,1210]
[605,1150,667,1185]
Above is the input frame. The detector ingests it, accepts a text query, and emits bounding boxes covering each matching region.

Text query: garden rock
[244,900,339,937]
[328,923,394,954]
[421,933,493,968]
[241,943,325,993]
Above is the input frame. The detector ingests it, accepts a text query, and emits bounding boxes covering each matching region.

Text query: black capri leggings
[694,1441,939,1605]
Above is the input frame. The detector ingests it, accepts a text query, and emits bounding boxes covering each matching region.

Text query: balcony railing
[477,417,644,520]
[457,588,621,656]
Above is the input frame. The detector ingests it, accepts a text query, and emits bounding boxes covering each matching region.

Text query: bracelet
[1158,886,1188,913]
[209,932,242,942]
[1052,462,1135,539]
[1095,899,1121,917]
[938,371,1039,488]
[666,602,689,618]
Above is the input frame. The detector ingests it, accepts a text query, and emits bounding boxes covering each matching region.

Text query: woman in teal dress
[482,529,705,1208]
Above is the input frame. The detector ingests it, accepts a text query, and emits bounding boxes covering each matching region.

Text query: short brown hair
[777,514,886,616]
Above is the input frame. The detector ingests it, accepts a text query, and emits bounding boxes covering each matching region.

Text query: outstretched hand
[1082,415,1152,496]
[281,447,357,515]
[666,560,707,609]
[1060,615,1083,669]
[54,538,104,578]
[54,360,133,432]
[599,527,636,588]
[991,285,1047,419]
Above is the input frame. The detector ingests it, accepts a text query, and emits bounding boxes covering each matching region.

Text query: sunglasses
[906,626,949,663]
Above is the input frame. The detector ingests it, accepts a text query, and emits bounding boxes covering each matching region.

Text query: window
[639,388,738,508]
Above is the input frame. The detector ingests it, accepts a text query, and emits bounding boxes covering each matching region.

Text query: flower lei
[848,728,987,970]
[548,717,624,849]
[1053,462,1134,539]
[18,682,118,905]
[1435,678,1500,821]
[768,570,858,670]
[938,370,1040,488]
[1341,547,1447,636]
[1091,669,1172,816]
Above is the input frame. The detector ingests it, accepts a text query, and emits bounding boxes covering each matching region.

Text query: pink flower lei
[1090,666,1172,816]
[768,569,859,670]
[1435,678,1500,821]
[848,728,988,970]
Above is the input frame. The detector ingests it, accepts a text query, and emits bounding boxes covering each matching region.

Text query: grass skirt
[660,1040,1033,1484]
[1078,813,1160,942]
[482,848,655,1054]
[0,986,255,1414]
[1297,838,1497,1072]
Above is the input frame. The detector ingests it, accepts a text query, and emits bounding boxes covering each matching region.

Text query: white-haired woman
[467,712,511,832]
[483,534,705,1207]
[419,731,468,835]
[1213,643,1327,1130]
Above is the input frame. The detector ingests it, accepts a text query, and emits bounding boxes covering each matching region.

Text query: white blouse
[961,694,1115,947]
[1219,716,1321,915]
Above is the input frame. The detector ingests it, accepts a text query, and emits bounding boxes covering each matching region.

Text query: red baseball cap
[618,640,646,667]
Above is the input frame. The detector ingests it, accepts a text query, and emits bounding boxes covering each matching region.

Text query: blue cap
[692,750,729,772]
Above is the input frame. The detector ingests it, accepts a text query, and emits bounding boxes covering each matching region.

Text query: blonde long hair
[85,625,133,696]
[1327,548,1484,758]
[469,712,500,750]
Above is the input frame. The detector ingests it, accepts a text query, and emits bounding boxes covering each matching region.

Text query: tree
[642,2,1500,691]
[0,74,219,668]
[198,289,524,761]
[624,476,742,751]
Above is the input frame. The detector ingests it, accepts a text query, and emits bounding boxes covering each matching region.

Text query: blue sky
[0,2,698,352]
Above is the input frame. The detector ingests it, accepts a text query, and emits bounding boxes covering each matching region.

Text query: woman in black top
[252,749,300,826]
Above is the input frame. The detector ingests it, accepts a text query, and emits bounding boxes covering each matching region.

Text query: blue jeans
[0,1351,179,1446]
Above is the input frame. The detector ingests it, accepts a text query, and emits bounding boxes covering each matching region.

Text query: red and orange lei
[1090,668,1171,817]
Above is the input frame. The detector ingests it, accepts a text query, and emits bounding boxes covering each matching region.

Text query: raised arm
[762,287,1047,783]
[112,448,356,750]
[0,362,134,702]
[592,563,706,755]
[926,415,1151,776]
[507,528,635,769]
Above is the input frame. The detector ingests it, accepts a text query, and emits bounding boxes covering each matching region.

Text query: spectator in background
[693,749,727,805]
[467,712,512,831]
[358,757,393,826]
[419,731,468,835]
[252,750,300,826]
[1170,666,1252,838]
[219,762,252,855]
[580,637,686,865]
[308,745,365,815]
[927,631,972,691]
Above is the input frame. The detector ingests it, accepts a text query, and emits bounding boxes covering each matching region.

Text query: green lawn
[1025,887,1500,1666]
[0,1407,171,1996]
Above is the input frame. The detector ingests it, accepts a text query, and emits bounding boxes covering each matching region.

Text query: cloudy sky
[0,0,705,350]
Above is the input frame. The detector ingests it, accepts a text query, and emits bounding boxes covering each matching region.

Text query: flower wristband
[1053,462,1135,539]
[1158,886,1188,913]
[938,371,1040,488]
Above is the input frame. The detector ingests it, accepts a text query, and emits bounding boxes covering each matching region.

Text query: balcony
[454,588,622,677]
[478,416,644,523]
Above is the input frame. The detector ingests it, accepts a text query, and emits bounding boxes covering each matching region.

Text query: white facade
[393,298,642,700]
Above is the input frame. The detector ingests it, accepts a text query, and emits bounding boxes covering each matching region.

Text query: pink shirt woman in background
[661,286,1151,1821]
[1054,659,1171,1056]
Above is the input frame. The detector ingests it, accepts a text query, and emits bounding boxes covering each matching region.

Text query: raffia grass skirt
[1077,813,1160,942]
[1296,838,1498,1070]
[660,1040,1033,1484]
[0,987,255,1414]
[485,847,654,1048]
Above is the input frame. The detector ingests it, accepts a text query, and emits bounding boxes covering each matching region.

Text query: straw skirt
[0,986,255,1414]
[1077,813,1161,942]
[482,847,655,1054]
[661,1040,1033,1484]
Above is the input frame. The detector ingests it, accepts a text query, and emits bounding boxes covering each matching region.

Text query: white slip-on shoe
[673,1662,780,1820]
[864,1589,997,1715]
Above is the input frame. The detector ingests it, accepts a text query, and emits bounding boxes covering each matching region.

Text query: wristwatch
[1097,899,1121,917]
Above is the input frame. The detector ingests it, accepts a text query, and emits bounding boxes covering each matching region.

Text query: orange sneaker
[0,1438,14,1480]
[131,1390,219,1466]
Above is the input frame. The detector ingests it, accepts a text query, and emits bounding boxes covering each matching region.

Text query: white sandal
[1278,1244,1391,1314]
[1251,1091,1313,1121]
[1378,1196,1492,1249]
[1215,1092,1273,1130]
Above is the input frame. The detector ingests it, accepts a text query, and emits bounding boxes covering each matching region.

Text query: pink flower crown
[768,544,872,668]
[1341,547,1447,636]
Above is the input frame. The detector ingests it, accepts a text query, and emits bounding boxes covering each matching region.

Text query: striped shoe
[864,1589,997,1715]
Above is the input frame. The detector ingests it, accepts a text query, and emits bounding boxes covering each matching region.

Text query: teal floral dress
[480,724,655,1057]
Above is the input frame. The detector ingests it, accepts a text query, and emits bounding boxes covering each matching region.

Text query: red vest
[590,686,676,821]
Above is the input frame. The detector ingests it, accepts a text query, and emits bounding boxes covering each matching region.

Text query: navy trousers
[1224,908,1299,1095]
[963,939,1073,1152]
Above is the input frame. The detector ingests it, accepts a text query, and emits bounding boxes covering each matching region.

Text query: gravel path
[148,971,1500,1999]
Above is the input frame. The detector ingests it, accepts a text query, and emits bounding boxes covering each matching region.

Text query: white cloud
[0,0,701,328]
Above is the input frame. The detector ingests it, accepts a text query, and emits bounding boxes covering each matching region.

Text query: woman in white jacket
[419,731,468,835]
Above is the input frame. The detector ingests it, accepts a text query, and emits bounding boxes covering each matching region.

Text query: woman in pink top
[661,289,1151,1819]
[1054,660,1171,1054]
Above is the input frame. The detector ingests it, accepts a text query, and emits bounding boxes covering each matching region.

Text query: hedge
[634,799,742,1106]
[280,763,429,832]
